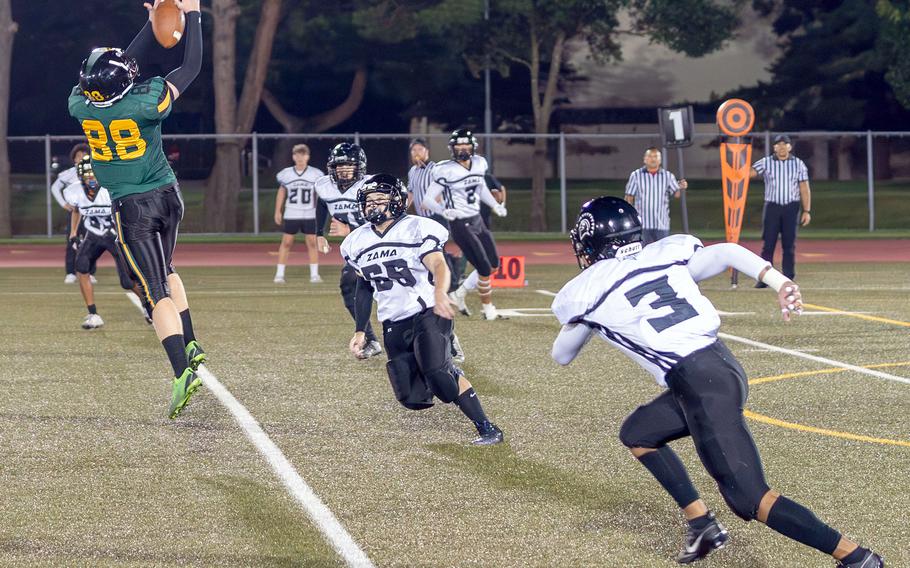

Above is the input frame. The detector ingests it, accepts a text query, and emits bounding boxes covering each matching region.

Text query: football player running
[423,129,507,321]
[64,157,152,329]
[314,143,382,359]
[68,0,206,419]
[550,197,882,567]
[343,174,503,445]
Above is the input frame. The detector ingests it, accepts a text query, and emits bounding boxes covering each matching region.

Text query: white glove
[442,209,459,221]
[493,204,508,217]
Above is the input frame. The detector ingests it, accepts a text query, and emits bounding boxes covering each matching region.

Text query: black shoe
[472,421,504,446]
[836,550,884,568]
[676,512,728,564]
[754,281,769,289]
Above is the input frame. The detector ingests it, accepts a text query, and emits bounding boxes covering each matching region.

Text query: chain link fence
[7,130,910,237]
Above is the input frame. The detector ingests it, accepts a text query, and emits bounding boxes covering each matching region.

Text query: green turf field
[1,262,908,567]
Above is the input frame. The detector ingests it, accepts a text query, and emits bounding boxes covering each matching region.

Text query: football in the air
[151,0,186,49]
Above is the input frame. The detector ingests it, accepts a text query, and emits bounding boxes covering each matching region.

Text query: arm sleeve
[686,243,771,283]
[752,157,766,174]
[667,172,680,194]
[477,176,499,208]
[552,323,594,366]
[417,221,448,259]
[485,172,502,190]
[354,276,374,333]
[423,177,446,215]
[624,172,637,196]
[51,178,69,209]
[164,11,202,96]
[315,199,328,236]
[798,160,809,182]
[124,21,157,64]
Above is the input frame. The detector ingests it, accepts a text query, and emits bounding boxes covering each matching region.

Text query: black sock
[636,446,701,510]
[179,309,196,344]
[162,334,187,377]
[688,514,711,531]
[841,546,869,564]
[765,495,841,555]
[454,387,489,427]
[87,304,97,315]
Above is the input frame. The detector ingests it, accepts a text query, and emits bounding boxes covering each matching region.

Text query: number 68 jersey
[551,235,721,387]
[341,215,448,323]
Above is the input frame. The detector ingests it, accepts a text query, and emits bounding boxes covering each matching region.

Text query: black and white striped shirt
[407,161,435,217]
[752,155,808,204]
[624,167,680,231]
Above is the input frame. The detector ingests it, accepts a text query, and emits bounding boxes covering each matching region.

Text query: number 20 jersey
[551,235,721,387]
[68,77,176,200]
[277,166,323,220]
[341,215,448,323]
[428,155,489,219]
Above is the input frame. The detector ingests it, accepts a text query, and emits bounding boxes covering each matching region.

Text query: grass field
[1,261,908,567]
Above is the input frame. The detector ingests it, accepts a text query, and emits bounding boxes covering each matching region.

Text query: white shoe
[449,286,471,316]
[357,340,383,360]
[310,274,323,283]
[90,275,98,284]
[482,304,498,321]
[274,275,286,284]
[81,313,104,329]
[64,273,77,284]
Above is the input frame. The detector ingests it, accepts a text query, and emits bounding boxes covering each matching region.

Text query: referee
[750,134,811,287]
[624,147,687,245]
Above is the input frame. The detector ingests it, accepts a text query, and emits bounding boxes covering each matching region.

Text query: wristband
[761,268,790,292]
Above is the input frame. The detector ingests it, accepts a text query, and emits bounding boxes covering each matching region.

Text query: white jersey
[341,215,448,323]
[62,183,116,238]
[277,165,324,219]
[51,166,79,209]
[314,175,368,228]
[552,235,721,387]
[427,155,493,219]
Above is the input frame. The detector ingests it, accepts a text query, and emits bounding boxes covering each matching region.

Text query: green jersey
[68,76,177,200]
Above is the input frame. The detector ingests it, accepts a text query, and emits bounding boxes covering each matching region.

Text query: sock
[636,446,701,509]
[276,264,286,277]
[765,495,841,555]
[179,309,196,344]
[454,387,489,427]
[477,276,492,301]
[688,514,711,531]
[840,546,870,565]
[87,304,97,315]
[162,334,187,377]
[310,263,319,277]
[463,270,479,291]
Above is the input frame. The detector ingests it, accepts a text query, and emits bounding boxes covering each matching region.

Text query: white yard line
[196,366,375,568]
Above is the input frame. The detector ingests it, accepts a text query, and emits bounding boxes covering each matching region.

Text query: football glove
[442,209,459,221]
[493,204,508,217]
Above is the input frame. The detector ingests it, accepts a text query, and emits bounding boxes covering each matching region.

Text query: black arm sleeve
[124,21,157,63]
[164,11,202,95]
[315,200,328,236]
[354,277,374,333]
[485,172,502,191]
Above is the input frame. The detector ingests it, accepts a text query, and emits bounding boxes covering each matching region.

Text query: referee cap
[772,134,792,145]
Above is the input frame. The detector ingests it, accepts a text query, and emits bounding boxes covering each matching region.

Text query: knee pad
[74,253,92,275]
[717,469,769,520]
[422,364,460,404]
[386,353,434,411]
[619,412,646,448]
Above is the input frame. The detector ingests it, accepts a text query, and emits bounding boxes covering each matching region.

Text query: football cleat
[309,274,323,284]
[472,421,504,446]
[449,286,471,316]
[451,334,465,365]
[81,313,104,329]
[274,275,286,284]
[357,339,383,360]
[482,303,498,321]
[168,367,203,419]
[676,512,728,564]
[185,340,207,371]
[836,550,884,568]
[64,273,77,284]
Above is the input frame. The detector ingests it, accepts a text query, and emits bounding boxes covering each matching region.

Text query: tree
[0,0,17,238]
[205,0,282,232]
[878,0,910,110]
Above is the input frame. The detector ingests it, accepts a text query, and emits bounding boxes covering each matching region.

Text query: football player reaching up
[343,174,503,445]
[68,0,206,419]
[314,143,382,359]
[551,197,882,567]
[65,157,152,329]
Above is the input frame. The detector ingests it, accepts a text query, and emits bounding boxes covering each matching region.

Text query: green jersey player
[68,0,204,419]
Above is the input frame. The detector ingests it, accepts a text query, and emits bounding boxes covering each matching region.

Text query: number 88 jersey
[341,215,448,323]
[551,235,721,387]
[68,76,177,201]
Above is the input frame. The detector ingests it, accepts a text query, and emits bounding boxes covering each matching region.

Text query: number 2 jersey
[340,215,448,323]
[277,166,324,220]
[68,76,176,200]
[551,235,721,387]
[62,183,116,238]
[427,155,491,219]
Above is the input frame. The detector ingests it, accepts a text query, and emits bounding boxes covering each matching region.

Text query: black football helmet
[358,174,407,225]
[79,48,139,107]
[327,143,367,191]
[76,156,101,201]
[448,128,477,161]
[570,196,642,269]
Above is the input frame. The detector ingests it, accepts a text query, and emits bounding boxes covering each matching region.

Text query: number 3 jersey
[68,76,176,200]
[62,183,117,238]
[277,166,324,220]
[551,235,721,387]
[341,215,448,323]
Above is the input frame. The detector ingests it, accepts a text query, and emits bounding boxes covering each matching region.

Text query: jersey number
[288,187,312,205]
[465,185,478,204]
[81,119,148,162]
[625,275,697,333]
[361,259,416,291]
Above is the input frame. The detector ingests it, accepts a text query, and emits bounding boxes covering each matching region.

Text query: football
[151,0,185,49]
